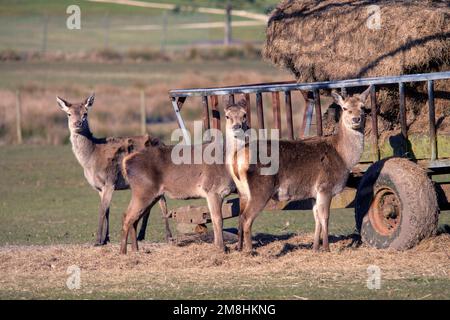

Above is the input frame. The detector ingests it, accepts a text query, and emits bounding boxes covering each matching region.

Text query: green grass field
[0,145,449,300]
[0,145,360,245]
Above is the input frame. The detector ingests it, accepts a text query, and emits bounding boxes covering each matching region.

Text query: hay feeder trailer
[168,71,450,250]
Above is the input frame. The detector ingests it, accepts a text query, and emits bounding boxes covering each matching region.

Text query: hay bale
[264,0,450,81]
[264,0,450,136]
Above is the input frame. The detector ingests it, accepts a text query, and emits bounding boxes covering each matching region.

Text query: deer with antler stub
[56,94,172,246]
[230,87,372,253]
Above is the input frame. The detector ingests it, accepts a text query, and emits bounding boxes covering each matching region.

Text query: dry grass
[0,65,291,145]
[1,233,449,299]
[263,0,450,134]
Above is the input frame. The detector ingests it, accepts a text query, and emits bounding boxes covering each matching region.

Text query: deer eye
[226,116,230,119]
[243,114,246,119]
[67,114,72,117]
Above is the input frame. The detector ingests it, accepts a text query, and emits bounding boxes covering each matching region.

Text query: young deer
[120,146,236,254]
[231,87,371,253]
[56,94,172,246]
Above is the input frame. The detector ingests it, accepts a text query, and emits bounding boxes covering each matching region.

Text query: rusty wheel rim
[368,187,401,236]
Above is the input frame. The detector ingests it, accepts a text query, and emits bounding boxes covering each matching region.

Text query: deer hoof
[93,242,105,247]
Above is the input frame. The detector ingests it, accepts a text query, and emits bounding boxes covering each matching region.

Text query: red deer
[230,87,371,253]
[119,99,250,254]
[56,94,172,246]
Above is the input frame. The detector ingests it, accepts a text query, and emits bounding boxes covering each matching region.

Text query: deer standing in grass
[119,99,250,254]
[230,87,371,253]
[56,94,172,246]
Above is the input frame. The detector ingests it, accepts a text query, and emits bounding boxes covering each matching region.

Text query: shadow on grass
[272,233,362,258]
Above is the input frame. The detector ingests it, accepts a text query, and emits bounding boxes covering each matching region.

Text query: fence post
[140,90,146,135]
[161,12,168,53]
[15,90,23,144]
[224,0,232,46]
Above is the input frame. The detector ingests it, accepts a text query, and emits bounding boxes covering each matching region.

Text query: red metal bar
[202,96,210,132]
[228,94,235,105]
[272,91,281,134]
[256,92,264,130]
[210,95,220,130]
[299,91,309,138]
[243,93,251,128]
[284,91,294,140]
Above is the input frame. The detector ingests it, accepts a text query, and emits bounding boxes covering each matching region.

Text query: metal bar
[304,100,314,137]
[202,96,210,141]
[313,89,323,136]
[228,94,235,105]
[169,71,450,97]
[370,85,380,161]
[243,93,251,128]
[284,91,294,140]
[272,91,281,133]
[399,82,408,156]
[299,91,309,138]
[210,95,220,130]
[256,92,264,130]
[428,80,437,161]
[171,97,190,143]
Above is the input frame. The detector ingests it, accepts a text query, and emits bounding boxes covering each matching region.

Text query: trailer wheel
[355,157,438,250]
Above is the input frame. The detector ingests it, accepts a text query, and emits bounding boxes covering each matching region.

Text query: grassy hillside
[0,0,275,52]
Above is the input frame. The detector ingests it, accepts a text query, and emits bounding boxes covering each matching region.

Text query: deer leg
[137,196,172,243]
[95,186,114,246]
[120,192,157,255]
[206,193,225,252]
[236,194,248,251]
[158,196,173,243]
[137,206,151,242]
[316,191,332,252]
[312,200,321,252]
[240,196,269,254]
[130,220,140,252]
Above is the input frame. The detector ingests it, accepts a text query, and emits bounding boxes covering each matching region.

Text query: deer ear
[359,86,371,103]
[56,96,70,112]
[84,93,95,108]
[331,90,345,107]
[236,98,248,109]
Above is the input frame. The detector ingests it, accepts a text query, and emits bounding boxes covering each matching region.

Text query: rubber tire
[355,157,439,250]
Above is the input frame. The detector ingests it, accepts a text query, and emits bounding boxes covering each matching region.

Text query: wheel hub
[368,187,401,236]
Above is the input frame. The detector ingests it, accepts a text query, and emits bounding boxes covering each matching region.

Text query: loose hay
[264,0,449,82]
[0,233,448,298]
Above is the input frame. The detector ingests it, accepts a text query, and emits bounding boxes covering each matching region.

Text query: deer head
[224,98,249,138]
[331,87,371,132]
[56,94,95,134]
